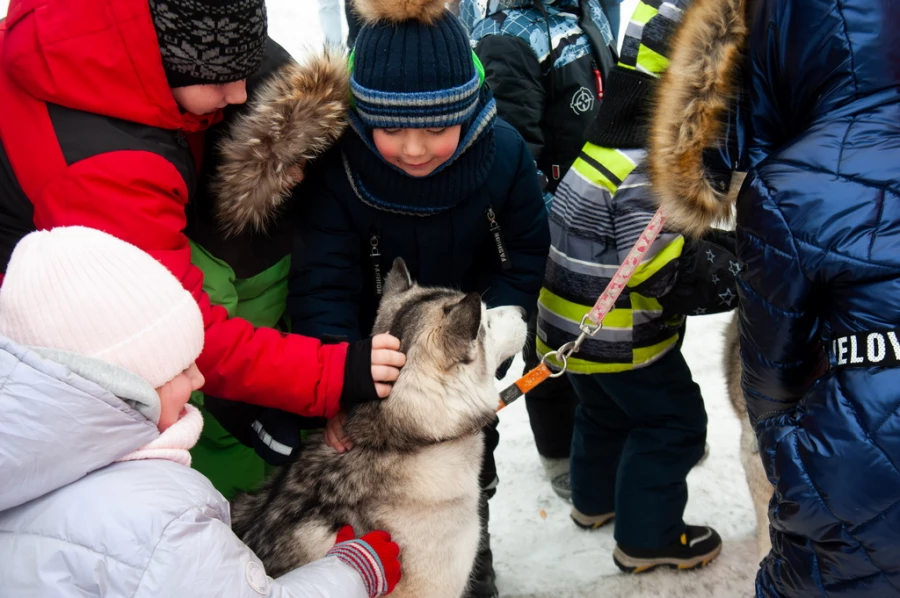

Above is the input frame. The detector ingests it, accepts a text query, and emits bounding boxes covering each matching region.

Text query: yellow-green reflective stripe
[631,1,659,26]
[627,236,684,288]
[540,288,633,329]
[537,338,636,372]
[633,334,679,364]
[538,334,678,373]
[631,293,663,313]
[571,156,617,194]
[580,144,636,183]
[637,44,669,75]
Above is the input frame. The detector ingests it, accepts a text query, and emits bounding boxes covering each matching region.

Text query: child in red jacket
[0,0,403,419]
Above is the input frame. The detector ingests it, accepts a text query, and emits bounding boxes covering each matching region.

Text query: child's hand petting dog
[325,411,353,453]
[330,333,405,452]
[371,332,405,398]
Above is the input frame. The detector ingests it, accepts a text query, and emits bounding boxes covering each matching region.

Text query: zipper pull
[591,60,604,100]
[486,206,512,271]
[370,229,384,296]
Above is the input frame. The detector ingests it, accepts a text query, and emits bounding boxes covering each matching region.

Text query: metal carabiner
[540,315,604,378]
[541,340,578,378]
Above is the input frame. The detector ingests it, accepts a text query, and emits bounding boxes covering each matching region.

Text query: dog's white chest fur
[376,434,485,598]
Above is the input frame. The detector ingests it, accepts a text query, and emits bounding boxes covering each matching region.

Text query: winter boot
[613,525,722,573]
[571,506,615,530]
[465,493,499,598]
[539,455,571,500]
[551,472,571,500]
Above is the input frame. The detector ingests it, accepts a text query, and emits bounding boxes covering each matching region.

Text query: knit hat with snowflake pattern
[149,0,268,88]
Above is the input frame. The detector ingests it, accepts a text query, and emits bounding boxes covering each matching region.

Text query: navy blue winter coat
[288,119,550,341]
[651,0,900,595]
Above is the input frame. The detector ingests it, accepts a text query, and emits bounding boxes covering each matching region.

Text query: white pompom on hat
[0,227,204,388]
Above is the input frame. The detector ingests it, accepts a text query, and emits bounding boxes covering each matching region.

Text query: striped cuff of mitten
[326,539,388,597]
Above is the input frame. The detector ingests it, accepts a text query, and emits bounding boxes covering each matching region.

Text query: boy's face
[171,80,248,116]
[155,363,205,432]
[373,126,462,177]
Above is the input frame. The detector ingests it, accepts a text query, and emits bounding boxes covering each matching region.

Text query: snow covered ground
[0,0,762,595]
[490,313,758,598]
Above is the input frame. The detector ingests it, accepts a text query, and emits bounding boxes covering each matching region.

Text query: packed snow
[0,0,761,595]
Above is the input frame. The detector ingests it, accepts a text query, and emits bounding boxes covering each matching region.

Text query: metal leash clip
[540,314,604,378]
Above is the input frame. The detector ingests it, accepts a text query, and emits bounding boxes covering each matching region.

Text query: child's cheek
[375,138,400,162]
[436,139,459,161]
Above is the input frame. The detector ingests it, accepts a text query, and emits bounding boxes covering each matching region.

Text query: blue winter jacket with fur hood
[651,0,900,595]
[0,336,374,598]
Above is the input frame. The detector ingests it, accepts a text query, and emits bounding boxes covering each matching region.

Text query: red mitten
[335,525,355,544]
[327,527,402,596]
[359,531,401,593]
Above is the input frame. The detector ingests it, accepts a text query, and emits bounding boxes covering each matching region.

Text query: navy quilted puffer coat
[651,0,900,595]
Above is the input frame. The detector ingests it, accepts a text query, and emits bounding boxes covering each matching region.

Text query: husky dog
[231,258,527,598]
[723,314,772,560]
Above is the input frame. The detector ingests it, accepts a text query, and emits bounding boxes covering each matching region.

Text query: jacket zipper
[591,59,604,100]
[370,227,384,296]
[486,206,512,271]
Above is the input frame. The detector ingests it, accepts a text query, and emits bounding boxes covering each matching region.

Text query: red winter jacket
[0,0,346,418]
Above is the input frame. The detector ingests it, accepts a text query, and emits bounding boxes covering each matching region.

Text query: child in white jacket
[0,227,401,598]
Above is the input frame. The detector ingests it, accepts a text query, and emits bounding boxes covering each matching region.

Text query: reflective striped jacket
[537,146,686,373]
[537,0,739,373]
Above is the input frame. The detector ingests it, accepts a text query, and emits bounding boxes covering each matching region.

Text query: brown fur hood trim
[650,0,747,237]
[212,48,350,237]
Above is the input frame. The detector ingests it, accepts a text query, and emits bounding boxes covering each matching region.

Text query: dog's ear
[383,257,413,297]
[443,293,482,358]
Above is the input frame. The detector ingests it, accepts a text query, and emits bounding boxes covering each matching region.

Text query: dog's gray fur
[723,313,772,560]
[231,258,527,597]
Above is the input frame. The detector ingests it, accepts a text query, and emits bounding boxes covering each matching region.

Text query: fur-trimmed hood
[212,49,350,237]
[649,0,747,237]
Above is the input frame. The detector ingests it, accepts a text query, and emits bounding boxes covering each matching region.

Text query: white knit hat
[0,227,204,388]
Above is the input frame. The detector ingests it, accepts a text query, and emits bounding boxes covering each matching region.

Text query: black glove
[339,336,381,411]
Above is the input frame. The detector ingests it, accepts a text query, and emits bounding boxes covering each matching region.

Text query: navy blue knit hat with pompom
[350,0,483,129]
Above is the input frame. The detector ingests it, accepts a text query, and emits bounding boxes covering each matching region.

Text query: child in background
[460,0,616,197]
[459,0,617,498]
[0,227,400,598]
[537,0,739,573]
[287,1,550,595]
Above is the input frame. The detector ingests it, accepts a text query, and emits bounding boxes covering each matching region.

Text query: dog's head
[346,258,527,450]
